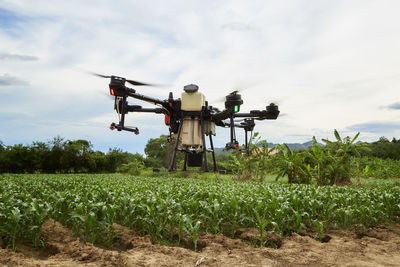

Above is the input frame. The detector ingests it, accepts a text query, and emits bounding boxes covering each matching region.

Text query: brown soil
[1,220,400,266]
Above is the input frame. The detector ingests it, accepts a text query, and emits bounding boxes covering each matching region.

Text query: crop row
[0,174,399,250]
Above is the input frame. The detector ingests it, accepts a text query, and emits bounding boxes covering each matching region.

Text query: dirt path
[1,221,400,266]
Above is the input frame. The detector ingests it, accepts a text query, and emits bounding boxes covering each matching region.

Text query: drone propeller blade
[266,100,281,106]
[268,97,286,106]
[255,112,287,120]
[125,79,155,86]
[212,89,244,103]
[87,71,158,87]
[88,72,111,79]
[212,96,226,103]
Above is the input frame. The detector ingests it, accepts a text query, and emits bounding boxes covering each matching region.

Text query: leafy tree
[144,135,182,168]
[144,135,170,168]
[30,141,51,173]
[116,158,145,175]
[309,137,328,185]
[0,140,4,152]
[274,144,312,184]
[231,133,276,182]
[60,140,93,172]
[319,130,360,185]
[104,148,129,172]
[104,148,144,172]
[3,144,35,173]
[47,136,64,173]
[0,141,5,172]
[89,151,107,173]
[0,137,146,174]
[359,136,400,160]
[271,130,360,185]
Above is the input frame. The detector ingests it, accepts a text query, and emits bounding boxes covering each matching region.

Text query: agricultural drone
[94,73,280,172]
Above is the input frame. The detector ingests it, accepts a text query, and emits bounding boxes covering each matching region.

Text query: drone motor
[225,91,243,113]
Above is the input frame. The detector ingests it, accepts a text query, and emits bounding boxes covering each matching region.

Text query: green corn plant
[8,207,22,251]
[253,208,270,247]
[1,173,400,251]
[28,199,50,247]
[183,216,201,251]
[314,220,324,241]
[177,213,185,244]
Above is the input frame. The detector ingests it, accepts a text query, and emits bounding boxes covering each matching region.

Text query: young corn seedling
[314,220,324,241]
[183,216,201,251]
[253,208,270,247]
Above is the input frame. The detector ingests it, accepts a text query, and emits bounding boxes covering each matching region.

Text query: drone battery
[181,118,203,147]
[187,152,203,167]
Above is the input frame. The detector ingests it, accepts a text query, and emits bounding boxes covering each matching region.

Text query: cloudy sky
[0,0,400,153]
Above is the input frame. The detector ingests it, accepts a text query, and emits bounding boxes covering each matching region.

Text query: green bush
[359,156,400,179]
[230,133,276,182]
[116,159,145,176]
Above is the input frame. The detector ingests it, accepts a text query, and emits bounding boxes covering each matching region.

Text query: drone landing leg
[245,129,249,155]
[119,96,127,127]
[209,134,217,172]
[168,120,183,172]
[182,150,188,171]
[200,114,209,172]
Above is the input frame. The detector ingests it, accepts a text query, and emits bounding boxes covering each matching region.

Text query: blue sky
[0,0,400,153]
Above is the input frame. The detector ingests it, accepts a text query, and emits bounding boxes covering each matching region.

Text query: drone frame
[103,75,280,172]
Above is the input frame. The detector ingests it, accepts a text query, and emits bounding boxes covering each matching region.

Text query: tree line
[0,134,399,174]
[358,137,400,160]
[0,137,144,173]
[231,131,400,185]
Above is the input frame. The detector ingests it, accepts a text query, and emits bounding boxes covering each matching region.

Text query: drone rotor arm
[211,108,233,122]
[125,90,166,106]
[232,110,280,120]
[125,105,165,114]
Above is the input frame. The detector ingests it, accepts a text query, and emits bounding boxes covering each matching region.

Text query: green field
[1,174,399,251]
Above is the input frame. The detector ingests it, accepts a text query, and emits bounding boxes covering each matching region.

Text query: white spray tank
[180,84,205,147]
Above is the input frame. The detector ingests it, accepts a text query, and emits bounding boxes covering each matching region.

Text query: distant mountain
[215,140,323,155]
[268,140,323,150]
